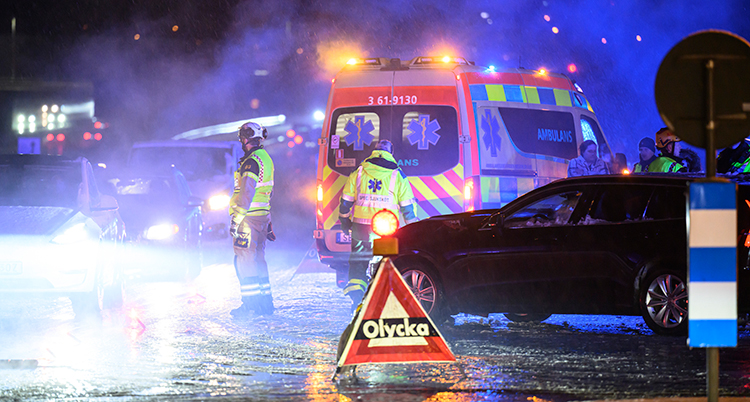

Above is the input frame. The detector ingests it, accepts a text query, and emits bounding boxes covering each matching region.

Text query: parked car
[389,174,750,335]
[127,140,242,239]
[0,154,124,316]
[103,166,204,280]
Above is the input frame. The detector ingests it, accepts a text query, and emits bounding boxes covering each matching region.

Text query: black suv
[390,175,750,335]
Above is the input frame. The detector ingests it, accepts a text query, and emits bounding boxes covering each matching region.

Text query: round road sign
[655,30,750,149]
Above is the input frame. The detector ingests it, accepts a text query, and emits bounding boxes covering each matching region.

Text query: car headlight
[52,222,94,244]
[144,223,179,240]
[208,194,231,211]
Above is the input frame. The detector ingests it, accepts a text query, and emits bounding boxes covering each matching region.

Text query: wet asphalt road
[2,240,750,401]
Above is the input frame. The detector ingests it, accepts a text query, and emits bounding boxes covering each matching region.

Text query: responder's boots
[258,295,275,316]
[348,290,365,314]
[230,297,258,317]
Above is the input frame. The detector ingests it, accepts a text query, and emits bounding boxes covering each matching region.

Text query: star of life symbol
[368,178,382,192]
[481,109,502,157]
[344,116,375,151]
[407,114,441,150]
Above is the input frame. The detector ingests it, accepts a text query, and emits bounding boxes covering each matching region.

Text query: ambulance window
[581,115,611,161]
[395,105,459,176]
[328,109,382,176]
[498,108,578,160]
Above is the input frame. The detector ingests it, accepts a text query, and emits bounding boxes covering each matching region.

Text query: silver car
[0,155,124,316]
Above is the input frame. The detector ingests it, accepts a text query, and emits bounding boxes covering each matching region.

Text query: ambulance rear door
[390,68,463,219]
[317,68,394,256]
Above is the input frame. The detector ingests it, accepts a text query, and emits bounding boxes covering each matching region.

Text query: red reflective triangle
[337,258,456,367]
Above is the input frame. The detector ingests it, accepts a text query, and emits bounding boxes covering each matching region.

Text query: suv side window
[505,190,583,228]
[587,186,653,223]
[645,186,685,219]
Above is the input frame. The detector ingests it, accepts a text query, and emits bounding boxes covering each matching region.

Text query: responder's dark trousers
[344,223,374,307]
[233,214,273,311]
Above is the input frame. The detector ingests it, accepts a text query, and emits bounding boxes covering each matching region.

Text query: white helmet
[238,121,267,141]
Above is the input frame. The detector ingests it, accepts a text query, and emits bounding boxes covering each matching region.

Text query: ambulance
[313,56,613,276]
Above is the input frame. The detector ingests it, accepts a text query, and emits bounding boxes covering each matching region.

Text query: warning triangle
[336,257,456,367]
[291,241,332,280]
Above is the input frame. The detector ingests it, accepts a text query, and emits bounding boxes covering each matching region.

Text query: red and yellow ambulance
[314,56,613,275]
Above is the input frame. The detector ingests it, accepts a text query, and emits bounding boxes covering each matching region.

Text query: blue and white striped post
[688,180,737,402]
[688,181,737,348]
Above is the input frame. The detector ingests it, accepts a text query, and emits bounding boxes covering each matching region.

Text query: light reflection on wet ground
[1,241,750,401]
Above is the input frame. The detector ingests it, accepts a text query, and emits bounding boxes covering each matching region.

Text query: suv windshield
[129,147,229,181]
[328,105,459,177]
[113,177,180,205]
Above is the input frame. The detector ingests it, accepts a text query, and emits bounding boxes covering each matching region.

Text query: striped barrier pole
[688,180,737,402]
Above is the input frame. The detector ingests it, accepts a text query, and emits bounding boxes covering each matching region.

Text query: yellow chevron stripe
[411,171,464,217]
[433,174,462,197]
[409,177,438,201]
[323,176,346,202]
[452,163,464,177]
[322,165,348,229]
[324,211,339,229]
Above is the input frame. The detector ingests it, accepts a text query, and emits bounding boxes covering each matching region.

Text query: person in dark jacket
[679,148,702,173]
[633,137,657,173]
[717,139,750,174]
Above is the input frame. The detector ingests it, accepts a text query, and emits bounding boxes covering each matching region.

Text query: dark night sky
[1,0,749,164]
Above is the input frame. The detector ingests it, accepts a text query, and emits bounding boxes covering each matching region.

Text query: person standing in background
[633,137,657,173]
[567,140,610,177]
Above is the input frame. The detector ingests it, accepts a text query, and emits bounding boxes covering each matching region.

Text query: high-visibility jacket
[648,156,685,173]
[717,140,750,174]
[633,156,657,173]
[230,146,274,220]
[340,150,416,225]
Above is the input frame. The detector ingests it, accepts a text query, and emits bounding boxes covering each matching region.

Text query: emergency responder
[650,128,687,173]
[633,137,657,173]
[229,121,277,317]
[717,138,750,174]
[338,140,418,311]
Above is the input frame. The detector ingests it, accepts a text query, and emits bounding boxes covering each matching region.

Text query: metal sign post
[655,30,750,402]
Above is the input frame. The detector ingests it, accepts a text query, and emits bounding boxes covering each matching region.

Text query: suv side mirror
[91,194,119,212]
[490,213,503,228]
[187,196,204,207]
[481,212,503,231]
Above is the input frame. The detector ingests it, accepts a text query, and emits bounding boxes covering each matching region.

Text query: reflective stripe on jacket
[648,156,685,173]
[230,147,274,218]
[341,150,416,225]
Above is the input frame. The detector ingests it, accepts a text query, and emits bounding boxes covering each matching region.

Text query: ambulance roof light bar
[411,56,471,65]
[344,57,383,66]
